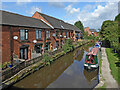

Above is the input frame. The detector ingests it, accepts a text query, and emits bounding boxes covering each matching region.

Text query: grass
[106,48,120,84]
[99,52,102,74]
[99,83,106,89]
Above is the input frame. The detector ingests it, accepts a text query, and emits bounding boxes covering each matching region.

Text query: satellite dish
[33,40,37,43]
[13,36,18,40]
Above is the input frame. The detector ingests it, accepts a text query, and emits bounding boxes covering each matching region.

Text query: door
[34,44,42,54]
[20,47,28,60]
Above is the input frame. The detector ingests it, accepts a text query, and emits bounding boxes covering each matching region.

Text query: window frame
[56,41,59,49]
[46,30,50,39]
[56,30,59,38]
[61,31,63,35]
[36,29,41,40]
[20,29,28,40]
[69,32,70,37]
[65,31,67,37]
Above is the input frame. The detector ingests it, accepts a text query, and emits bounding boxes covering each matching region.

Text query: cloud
[65,2,118,29]
[16,0,32,5]
[65,5,80,14]
[48,2,65,8]
[26,7,42,15]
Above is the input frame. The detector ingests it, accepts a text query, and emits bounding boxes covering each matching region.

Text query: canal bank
[2,40,93,89]
[95,47,119,89]
[101,47,118,88]
[8,42,99,88]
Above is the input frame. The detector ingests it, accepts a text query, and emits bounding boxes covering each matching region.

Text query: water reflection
[84,69,99,83]
[73,48,84,61]
[11,43,98,89]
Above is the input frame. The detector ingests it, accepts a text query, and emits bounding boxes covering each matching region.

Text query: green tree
[114,14,120,22]
[100,16,120,53]
[74,21,84,32]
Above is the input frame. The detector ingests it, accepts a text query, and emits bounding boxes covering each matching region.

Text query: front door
[20,47,28,60]
[34,44,42,54]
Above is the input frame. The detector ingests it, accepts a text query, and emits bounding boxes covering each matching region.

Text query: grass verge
[99,83,106,89]
[106,48,120,84]
[99,52,102,74]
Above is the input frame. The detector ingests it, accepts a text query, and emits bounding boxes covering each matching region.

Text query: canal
[10,43,99,89]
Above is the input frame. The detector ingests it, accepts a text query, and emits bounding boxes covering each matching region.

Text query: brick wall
[2,26,11,63]
[2,25,49,63]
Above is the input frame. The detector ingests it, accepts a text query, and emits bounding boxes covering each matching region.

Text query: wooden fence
[2,48,62,82]
[2,40,90,82]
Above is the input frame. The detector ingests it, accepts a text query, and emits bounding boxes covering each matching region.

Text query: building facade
[1,10,82,64]
[84,27,98,37]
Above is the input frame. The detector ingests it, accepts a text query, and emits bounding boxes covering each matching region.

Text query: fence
[2,48,62,82]
[2,41,90,82]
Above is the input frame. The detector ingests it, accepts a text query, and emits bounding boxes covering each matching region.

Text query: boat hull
[84,63,99,70]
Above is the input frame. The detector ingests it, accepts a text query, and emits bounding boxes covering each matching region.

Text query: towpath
[101,47,118,88]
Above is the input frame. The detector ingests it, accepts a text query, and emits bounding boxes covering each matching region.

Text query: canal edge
[94,47,105,89]
[1,40,92,89]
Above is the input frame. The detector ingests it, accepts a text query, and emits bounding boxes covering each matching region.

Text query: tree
[115,14,120,47]
[114,14,120,22]
[74,21,84,32]
[100,17,120,53]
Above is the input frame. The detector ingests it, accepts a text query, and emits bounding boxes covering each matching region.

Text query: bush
[42,53,51,65]
[62,39,75,53]
[2,61,11,69]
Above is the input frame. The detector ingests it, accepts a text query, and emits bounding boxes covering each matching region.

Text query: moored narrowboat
[84,47,100,69]
[94,42,101,50]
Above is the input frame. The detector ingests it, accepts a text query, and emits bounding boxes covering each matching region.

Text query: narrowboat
[84,47,100,69]
[94,42,101,50]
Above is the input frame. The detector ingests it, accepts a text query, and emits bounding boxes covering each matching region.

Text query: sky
[1,0,119,30]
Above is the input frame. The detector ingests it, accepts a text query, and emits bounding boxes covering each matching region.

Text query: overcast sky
[1,0,119,30]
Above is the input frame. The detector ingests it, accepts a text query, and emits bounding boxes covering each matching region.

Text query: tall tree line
[100,14,120,53]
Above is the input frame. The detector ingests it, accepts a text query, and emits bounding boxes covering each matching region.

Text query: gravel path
[101,47,118,88]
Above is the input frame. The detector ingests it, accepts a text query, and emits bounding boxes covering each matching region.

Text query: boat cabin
[84,47,100,69]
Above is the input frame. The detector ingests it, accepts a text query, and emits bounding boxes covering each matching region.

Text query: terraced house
[0,10,82,64]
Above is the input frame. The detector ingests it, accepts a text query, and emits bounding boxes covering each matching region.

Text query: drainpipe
[9,26,13,66]
[43,29,46,54]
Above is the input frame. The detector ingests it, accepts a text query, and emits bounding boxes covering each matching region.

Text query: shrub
[42,53,51,65]
[62,39,75,53]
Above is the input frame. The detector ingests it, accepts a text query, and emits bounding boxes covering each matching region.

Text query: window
[61,31,63,35]
[56,30,59,38]
[56,41,59,49]
[20,30,28,40]
[65,32,67,37]
[46,30,50,39]
[36,29,41,39]
[71,32,73,37]
[69,32,70,37]
[61,40,63,48]
[46,43,50,50]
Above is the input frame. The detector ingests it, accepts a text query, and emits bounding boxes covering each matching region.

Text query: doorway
[20,45,29,60]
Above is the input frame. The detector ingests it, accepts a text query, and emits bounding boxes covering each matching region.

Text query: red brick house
[84,27,98,36]
[32,11,82,47]
[1,10,82,64]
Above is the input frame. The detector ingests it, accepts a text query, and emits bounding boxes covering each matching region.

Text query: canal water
[10,43,99,89]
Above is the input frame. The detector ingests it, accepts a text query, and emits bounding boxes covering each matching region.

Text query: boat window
[91,55,94,64]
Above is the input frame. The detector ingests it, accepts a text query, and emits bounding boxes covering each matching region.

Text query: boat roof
[87,47,99,55]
